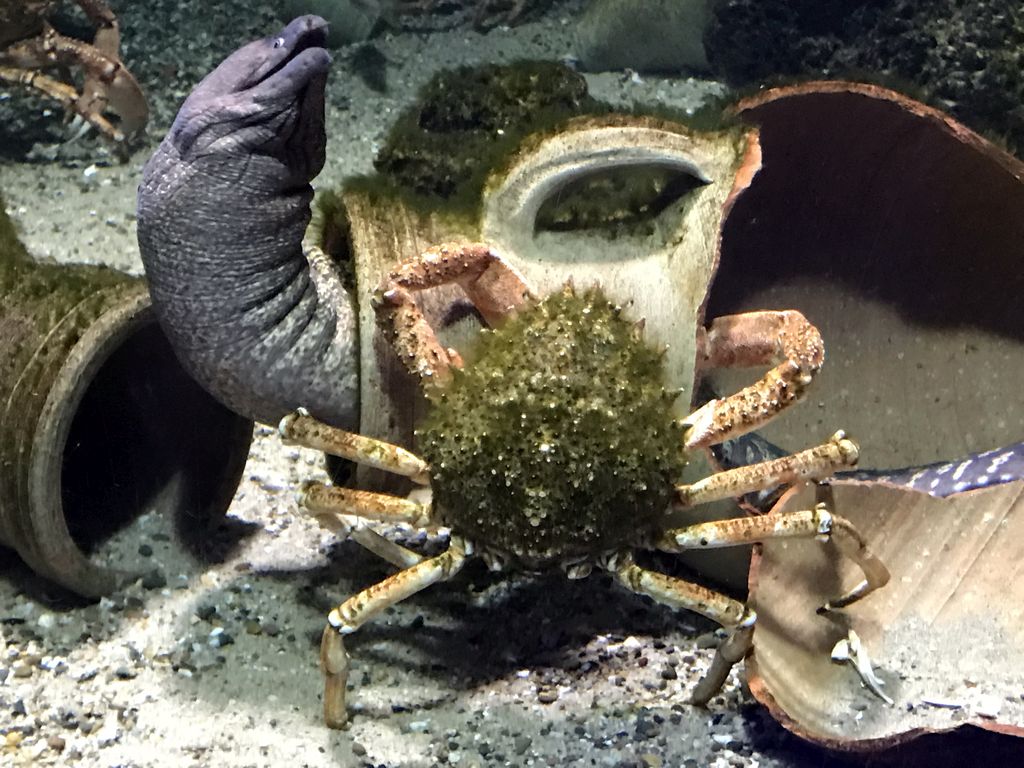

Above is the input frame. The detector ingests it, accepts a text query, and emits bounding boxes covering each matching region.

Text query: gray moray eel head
[137,16,359,430]
[168,15,331,184]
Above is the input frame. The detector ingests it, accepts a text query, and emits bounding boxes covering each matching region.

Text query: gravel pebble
[142,570,167,590]
[537,687,559,703]
[514,734,533,755]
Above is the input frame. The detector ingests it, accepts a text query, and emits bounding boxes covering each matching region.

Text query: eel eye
[273,37,285,49]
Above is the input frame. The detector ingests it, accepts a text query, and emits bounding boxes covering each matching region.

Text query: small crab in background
[280,241,891,728]
[0,0,148,142]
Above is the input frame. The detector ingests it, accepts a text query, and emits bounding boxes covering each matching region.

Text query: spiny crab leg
[300,484,434,528]
[375,242,536,386]
[281,406,459,727]
[55,0,149,138]
[280,408,430,484]
[654,502,891,612]
[605,551,756,705]
[1,7,147,141]
[321,537,471,728]
[281,410,428,568]
[280,408,439,545]
[76,0,121,54]
[314,512,424,569]
[675,431,859,508]
[625,500,890,704]
[684,310,824,449]
[0,65,79,109]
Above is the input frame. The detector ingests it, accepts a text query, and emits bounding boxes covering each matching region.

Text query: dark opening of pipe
[534,166,710,236]
[60,322,253,552]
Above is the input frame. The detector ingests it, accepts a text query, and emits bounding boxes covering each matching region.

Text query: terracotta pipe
[0,202,252,597]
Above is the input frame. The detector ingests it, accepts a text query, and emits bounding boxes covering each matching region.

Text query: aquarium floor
[1,426,822,768]
[2,1,1019,766]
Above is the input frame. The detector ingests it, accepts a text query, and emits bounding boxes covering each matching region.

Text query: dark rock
[514,734,532,755]
[141,570,167,590]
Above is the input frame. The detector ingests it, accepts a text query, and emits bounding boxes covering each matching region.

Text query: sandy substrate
[2,2,1022,767]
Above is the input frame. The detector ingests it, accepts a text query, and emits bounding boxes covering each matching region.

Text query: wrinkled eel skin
[137,16,358,428]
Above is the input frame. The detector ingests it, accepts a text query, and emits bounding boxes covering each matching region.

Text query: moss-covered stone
[332,59,742,229]
[417,286,686,567]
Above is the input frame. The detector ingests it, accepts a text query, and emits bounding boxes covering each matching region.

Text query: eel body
[137,15,357,428]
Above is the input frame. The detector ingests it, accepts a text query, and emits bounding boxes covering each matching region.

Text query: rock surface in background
[575,0,713,74]
[279,0,381,46]
[705,0,1024,154]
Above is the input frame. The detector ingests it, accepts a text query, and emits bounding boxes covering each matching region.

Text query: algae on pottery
[0,197,252,597]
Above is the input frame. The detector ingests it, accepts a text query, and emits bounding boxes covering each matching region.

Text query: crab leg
[684,310,824,449]
[315,512,424,569]
[0,65,80,108]
[75,0,121,54]
[54,0,149,137]
[280,410,431,564]
[1,22,146,141]
[320,537,470,727]
[280,409,430,484]
[376,242,536,385]
[654,502,890,611]
[300,483,435,528]
[675,431,858,507]
[606,551,756,704]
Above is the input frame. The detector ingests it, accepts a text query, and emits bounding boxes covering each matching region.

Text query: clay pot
[707,81,1024,469]
[0,215,252,598]
[707,82,1024,750]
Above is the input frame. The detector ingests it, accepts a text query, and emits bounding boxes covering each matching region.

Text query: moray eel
[137,16,358,428]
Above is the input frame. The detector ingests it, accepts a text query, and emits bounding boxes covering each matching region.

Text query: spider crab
[0,0,148,142]
[279,240,892,728]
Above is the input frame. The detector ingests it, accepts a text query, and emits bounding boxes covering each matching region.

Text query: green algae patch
[310,188,358,293]
[371,60,605,214]
[355,62,743,224]
[417,286,686,566]
[1,194,142,513]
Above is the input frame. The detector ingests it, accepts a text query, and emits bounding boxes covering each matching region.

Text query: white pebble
[975,695,1002,719]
